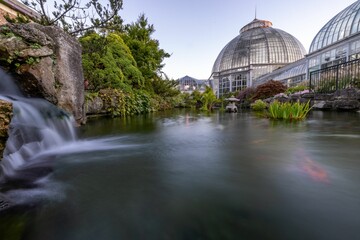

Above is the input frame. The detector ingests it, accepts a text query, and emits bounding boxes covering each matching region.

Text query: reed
[268,100,311,120]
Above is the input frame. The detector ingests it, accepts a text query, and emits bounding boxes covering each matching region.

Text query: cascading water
[0,69,124,208]
[0,68,76,185]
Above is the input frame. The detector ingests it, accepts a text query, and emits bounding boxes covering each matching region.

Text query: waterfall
[0,69,77,182]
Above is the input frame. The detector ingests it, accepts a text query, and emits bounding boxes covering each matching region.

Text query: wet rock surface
[0,23,85,124]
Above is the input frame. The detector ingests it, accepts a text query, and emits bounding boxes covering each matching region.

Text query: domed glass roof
[310,1,360,53]
[212,19,306,73]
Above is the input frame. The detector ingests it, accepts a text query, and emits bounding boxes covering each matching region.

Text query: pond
[1,109,360,240]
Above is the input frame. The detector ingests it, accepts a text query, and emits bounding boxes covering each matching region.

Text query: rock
[0,36,28,54]
[289,94,301,102]
[0,23,85,124]
[0,100,12,159]
[301,93,315,99]
[5,23,54,47]
[18,46,53,58]
[334,88,358,99]
[314,93,333,101]
[312,100,333,110]
[18,56,57,104]
[85,96,104,115]
[274,96,290,103]
[357,89,360,100]
[333,100,359,110]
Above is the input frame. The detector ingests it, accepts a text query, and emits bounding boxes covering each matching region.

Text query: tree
[80,32,144,91]
[122,14,170,91]
[21,0,123,35]
[200,87,217,111]
[152,78,179,98]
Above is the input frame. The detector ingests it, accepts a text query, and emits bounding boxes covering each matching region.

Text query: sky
[119,0,357,80]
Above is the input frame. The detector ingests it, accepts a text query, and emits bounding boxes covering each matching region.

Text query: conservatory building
[177,75,210,93]
[307,0,360,72]
[256,0,360,89]
[211,18,306,97]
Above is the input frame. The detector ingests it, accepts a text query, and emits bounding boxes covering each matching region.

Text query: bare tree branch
[20,0,123,36]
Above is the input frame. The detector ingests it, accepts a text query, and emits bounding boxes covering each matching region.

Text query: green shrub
[200,87,218,111]
[80,32,144,91]
[268,100,312,120]
[251,99,267,111]
[286,85,308,94]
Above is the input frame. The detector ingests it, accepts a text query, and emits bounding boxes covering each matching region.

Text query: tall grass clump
[268,100,312,120]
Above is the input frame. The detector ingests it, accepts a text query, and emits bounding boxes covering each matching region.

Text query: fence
[309,58,360,93]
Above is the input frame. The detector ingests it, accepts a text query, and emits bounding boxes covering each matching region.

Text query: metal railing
[310,58,360,93]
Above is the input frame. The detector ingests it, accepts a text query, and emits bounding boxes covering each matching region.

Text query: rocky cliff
[0,23,85,124]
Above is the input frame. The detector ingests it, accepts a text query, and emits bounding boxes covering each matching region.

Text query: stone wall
[311,89,360,111]
[265,88,360,111]
[0,100,12,159]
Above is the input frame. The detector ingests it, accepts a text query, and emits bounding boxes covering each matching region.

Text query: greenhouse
[255,58,307,87]
[211,18,306,97]
[308,0,360,72]
[177,75,209,93]
[210,0,360,96]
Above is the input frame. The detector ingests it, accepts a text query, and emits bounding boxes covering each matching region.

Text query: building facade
[211,0,360,96]
[307,1,360,73]
[177,75,210,94]
[211,18,306,97]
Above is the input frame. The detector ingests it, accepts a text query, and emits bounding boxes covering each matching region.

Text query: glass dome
[212,18,306,74]
[310,1,360,53]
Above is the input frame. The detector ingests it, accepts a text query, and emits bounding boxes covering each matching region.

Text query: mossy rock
[0,100,13,159]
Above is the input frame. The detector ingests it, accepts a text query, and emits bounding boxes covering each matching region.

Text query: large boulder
[0,23,85,124]
[0,100,12,159]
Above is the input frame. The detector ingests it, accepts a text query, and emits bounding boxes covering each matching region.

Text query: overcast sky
[120,0,357,80]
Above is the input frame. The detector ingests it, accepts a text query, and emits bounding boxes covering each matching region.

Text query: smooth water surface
[1,110,360,240]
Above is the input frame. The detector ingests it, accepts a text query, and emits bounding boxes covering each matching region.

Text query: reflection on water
[1,109,360,240]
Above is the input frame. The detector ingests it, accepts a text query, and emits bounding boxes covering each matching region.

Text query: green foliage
[285,85,308,94]
[314,78,337,93]
[190,90,202,108]
[251,99,267,111]
[25,57,40,65]
[85,92,99,101]
[200,87,218,111]
[21,0,123,35]
[253,80,287,100]
[179,88,217,110]
[0,28,43,68]
[77,12,180,117]
[4,13,30,24]
[172,93,188,108]
[80,32,144,91]
[267,100,312,120]
[353,77,360,88]
[30,43,42,49]
[313,76,360,93]
[96,88,153,117]
[122,14,170,91]
[152,78,180,98]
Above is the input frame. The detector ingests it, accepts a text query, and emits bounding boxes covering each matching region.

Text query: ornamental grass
[268,100,312,120]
